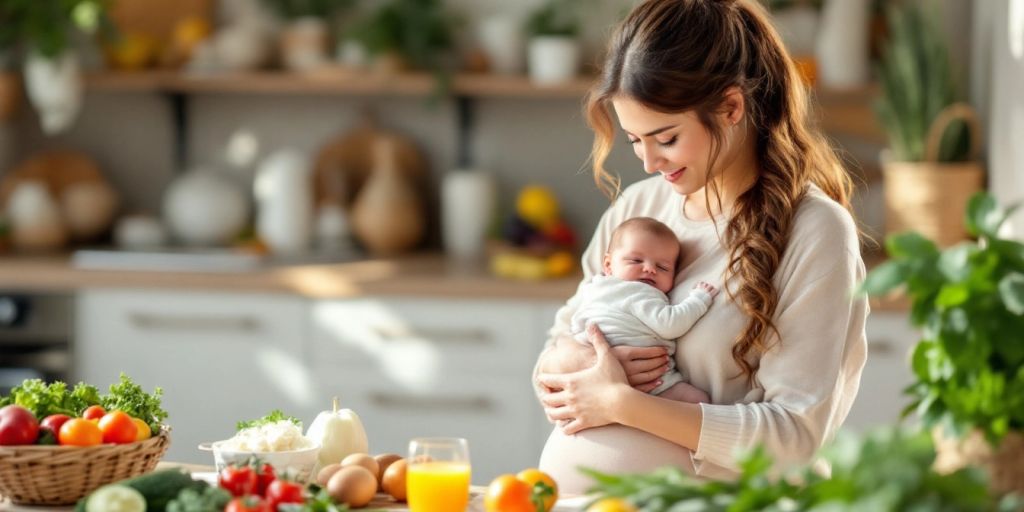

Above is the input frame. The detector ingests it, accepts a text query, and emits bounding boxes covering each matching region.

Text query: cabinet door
[75,289,310,464]
[844,311,919,430]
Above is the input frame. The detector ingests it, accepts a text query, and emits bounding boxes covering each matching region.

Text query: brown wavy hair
[585,0,854,383]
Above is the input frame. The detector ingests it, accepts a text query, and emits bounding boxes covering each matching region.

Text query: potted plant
[261,0,353,72]
[0,0,106,134]
[859,192,1024,496]
[875,1,984,248]
[343,0,458,77]
[525,0,581,85]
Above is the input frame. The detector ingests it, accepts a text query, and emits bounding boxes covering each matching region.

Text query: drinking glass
[407,437,471,512]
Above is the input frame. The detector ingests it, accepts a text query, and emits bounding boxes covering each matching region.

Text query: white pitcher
[255,150,313,255]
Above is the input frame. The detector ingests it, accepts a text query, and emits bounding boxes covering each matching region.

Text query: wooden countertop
[0,252,908,310]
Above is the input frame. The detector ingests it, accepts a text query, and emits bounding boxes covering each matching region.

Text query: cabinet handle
[368,392,494,413]
[868,338,896,355]
[372,326,492,346]
[128,312,262,333]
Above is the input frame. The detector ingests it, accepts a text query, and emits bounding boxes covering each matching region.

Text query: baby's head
[603,217,680,294]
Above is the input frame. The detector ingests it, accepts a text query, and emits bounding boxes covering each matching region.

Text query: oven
[0,293,73,395]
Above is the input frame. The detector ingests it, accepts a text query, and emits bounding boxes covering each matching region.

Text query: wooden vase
[350,136,425,255]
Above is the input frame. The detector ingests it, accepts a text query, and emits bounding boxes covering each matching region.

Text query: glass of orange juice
[407,437,471,512]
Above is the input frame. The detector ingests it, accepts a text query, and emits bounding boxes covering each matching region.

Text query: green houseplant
[860,192,1024,495]
[525,0,582,85]
[874,0,984,248]
[344,0,458,74]
[0,0,106,60]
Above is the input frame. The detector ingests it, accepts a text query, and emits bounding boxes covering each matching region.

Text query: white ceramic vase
[816,0,870,89]
[441,170,495,261]
[24,50,82,134]
[255,150,313,255]
[163,168,251,246]
[478,16,525,75]
[528,36,580,85]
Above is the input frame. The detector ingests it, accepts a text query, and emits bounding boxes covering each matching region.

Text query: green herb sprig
[236,410,303,432]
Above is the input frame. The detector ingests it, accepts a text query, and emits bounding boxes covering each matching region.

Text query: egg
[341,453,379,479]
[327,466,378,508]
[373,453,402,483]
[381,458,407,502]
[317,463,343,486]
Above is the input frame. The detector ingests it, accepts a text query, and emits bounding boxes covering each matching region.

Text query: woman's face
[611,96,726,196]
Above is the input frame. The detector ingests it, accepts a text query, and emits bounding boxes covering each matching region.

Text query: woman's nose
[640,144,663,174]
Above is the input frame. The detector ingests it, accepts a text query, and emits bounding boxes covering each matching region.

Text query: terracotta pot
[933,428,1024,496]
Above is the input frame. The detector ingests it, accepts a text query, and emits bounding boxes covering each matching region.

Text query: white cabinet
[843,310,920,431]
[75,289,311,464]
[310,297,559,483]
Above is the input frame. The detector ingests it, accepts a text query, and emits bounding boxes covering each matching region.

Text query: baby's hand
[694,281,718,297]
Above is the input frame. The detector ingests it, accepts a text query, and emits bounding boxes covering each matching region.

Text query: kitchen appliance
[0,293,73,394]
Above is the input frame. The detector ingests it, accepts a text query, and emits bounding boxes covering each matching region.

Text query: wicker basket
[933,428,1024,496]
[0,427,171,506]
[881,103,986,248]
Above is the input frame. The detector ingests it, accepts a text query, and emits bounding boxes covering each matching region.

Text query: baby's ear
[602,253,612,275]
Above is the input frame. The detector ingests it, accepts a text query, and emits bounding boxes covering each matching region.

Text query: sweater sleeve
[691,206,869,475]
[629,289,712,340]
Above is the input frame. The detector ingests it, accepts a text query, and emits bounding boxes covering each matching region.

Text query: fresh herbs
[237,410,302,432]
[100,373,168,434]
[166,486,232,512]
[0,379,100,419]
[584,429,1021,511]
[859,193,1024,444]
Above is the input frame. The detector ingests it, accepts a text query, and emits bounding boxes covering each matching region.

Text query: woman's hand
[536,325,637,435]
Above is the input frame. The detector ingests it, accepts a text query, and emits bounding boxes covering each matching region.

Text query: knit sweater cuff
[693,403,743,472]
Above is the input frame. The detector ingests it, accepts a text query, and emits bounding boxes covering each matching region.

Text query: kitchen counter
[0,252,909,310]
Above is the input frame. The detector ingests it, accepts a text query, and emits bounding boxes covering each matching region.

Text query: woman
[534,0,868,493]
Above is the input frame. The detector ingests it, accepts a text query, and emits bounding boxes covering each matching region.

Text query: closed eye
[656,265,670,272]
[627,137,640,145]
[658,136,677,147]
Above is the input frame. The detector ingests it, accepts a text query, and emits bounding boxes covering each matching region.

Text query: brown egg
[327,466,378,508]
[316,463,343,486]
[373,453,403,483]
[381,458,407,502]
[341,453,380,479]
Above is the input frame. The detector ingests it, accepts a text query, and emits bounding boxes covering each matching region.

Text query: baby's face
[603,229,678,294]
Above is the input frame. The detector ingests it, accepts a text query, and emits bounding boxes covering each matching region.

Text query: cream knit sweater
[535,176,868,492]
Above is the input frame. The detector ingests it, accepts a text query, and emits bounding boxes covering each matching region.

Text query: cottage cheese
[221,420,314,452]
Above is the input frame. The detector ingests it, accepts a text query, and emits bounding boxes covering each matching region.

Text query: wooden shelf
[85,70,596,99]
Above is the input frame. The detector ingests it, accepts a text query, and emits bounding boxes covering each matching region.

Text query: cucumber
[76,469,208,512]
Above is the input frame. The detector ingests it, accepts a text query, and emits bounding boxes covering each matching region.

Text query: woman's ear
[721,86,746,127]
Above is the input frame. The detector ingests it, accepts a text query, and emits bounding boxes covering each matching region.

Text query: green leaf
[998,272,1024,315]
[858,260,910,296]
[886,232,938,260]
[935,285,969,308]
[236,409,302,431]
[966,193,1004,238]
[937,243,974,282]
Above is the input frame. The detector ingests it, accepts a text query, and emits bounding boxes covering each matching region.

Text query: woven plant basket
[933,428,1024,496]
[882,103,985,248]
[0,426,170,506]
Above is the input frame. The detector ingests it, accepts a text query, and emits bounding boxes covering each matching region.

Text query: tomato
[255,462,276,496]
[0,405,39,446]
[98,411,138,444]
[585,498,638,512]
[517,468,559,512]
[226,496,271,512]
[485,474,535,512]
[82,405,106,421]
[58,418,102,446]
[265,479,304,508]
[219,464,257,497]
[131,418,152,441]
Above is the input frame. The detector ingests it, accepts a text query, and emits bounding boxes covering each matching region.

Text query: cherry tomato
[226,496,270,512]
[265,479,304,509]
[98,411,138,444]
[255,462,276,496]
[82,405,106,421]
[219,464,257,497]
[58,418,102,446]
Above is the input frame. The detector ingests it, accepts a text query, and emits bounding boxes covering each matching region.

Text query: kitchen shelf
[84,70,596,99]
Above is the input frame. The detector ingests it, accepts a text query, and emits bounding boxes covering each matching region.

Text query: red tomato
[82,405,106,421]
[256,462,276,496]
[219,465,258,497]
[265,479,304,509]
[0,405,39,446]
[226,496,271,512]
[98,411,138,444]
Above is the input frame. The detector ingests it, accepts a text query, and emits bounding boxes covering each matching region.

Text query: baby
[571,216,715,403]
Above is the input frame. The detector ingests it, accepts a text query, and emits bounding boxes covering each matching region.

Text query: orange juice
[407,461,472,512]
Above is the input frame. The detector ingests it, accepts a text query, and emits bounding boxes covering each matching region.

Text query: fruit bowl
[200,440,320,483]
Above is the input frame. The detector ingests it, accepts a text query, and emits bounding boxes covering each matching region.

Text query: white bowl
[199,441,321,483]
